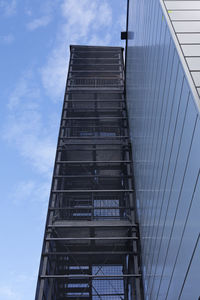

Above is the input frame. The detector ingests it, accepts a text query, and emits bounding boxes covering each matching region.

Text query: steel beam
[40,274,141,278]
[46,237,138,241]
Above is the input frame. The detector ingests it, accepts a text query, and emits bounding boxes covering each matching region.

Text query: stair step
[62,297,90,300]
[59,297,90,300]
[66,279,91,284]
[65,288,90,293]
[67,270,91,275]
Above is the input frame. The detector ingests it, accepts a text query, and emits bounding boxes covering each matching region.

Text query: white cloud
[11,180,50,205]
[0,34,14,44]
[12,181,35,204]
[88,33,112,46]
[10,179,50,222]
[8,71,40,109]
[3,71,56,176]
[61,0,96,37]
[41,0,113,100]
[118,9,126,30]
[0,0,16,17]
[92,2,112,28]
[41,44,68,101]
[27,15,52,31]
[4,111,56,175]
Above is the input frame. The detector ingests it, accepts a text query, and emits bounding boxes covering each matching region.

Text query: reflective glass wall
[126,1,200,299]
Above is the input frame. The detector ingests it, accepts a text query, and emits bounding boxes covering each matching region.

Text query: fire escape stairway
[35,45,143,300]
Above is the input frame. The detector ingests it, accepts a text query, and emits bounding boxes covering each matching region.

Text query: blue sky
[0,0,126,299]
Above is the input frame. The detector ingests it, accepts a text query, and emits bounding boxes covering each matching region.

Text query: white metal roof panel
[162,0,200,107]
[165,1,200,10]
[173,21,200,33]
[177,34,200,44]
[186,58,200,71]
[191,72,200,86]
[182,45,200,57]
[169,11,200,21]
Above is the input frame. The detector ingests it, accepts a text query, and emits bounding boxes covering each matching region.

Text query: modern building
[126,1,200,299]
[35,1,200,300]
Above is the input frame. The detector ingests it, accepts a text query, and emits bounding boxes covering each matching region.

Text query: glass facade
[126,1,200,299]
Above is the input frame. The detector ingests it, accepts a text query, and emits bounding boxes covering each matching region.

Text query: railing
[68,77,123,88]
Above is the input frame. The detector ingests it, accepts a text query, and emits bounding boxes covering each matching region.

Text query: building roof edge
[160,0,200,114]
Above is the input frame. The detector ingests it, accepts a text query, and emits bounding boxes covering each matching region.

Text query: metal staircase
[35,45,143,300]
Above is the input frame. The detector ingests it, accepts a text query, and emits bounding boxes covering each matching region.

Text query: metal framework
[35,45,143,300]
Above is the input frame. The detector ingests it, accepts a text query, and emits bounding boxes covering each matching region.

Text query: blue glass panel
[127,0,200,299]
